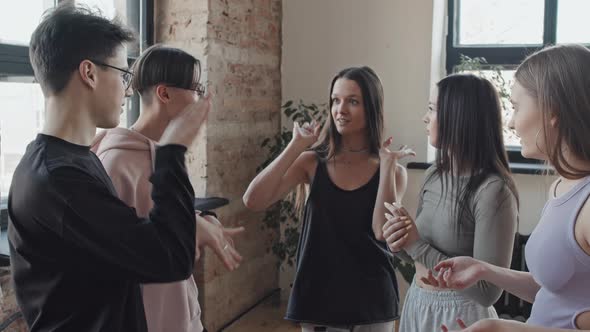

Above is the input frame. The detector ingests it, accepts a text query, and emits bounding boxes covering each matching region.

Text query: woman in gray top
[421,45,590,332]
[382,74,519,331]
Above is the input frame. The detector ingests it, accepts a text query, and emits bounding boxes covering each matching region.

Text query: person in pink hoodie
[91,44,244,332]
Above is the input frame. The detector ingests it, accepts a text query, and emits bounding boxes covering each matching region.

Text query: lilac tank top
[525,176,590,328]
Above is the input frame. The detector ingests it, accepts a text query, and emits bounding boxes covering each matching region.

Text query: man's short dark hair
[29,3,135,95]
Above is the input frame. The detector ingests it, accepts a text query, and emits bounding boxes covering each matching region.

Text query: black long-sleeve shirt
[8,134,196,332]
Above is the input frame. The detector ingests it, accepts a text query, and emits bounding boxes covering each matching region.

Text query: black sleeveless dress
[285,157,400,326]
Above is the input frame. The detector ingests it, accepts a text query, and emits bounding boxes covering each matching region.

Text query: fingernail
[385,213,394,219]
[405,220,411,225]
[384,202,393,208]
[405,225,412,230]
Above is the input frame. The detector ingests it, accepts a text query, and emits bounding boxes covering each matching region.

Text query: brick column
[155,0,282,330]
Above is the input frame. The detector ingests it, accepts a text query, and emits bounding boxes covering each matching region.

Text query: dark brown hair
[294,66,385,213]
[431,73,519,223]
[131,44,201,96]
[312,66,384,159]
[30,3,135,95]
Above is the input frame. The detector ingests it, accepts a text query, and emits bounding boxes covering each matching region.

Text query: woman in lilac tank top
[420,44,590,331]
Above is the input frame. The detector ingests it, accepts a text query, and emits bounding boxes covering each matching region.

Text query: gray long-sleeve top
[402,166,518,307]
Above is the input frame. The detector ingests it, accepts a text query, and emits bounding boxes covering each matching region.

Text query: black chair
[493,233,532,321]
[0,312,24,331]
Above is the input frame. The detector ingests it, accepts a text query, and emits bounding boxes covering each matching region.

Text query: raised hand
[379,137,416,165]
[291,120,321,149]
[160,93,212,147]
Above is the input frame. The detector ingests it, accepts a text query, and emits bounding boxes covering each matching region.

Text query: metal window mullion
[127,0,154,125]
[446,0,458,73]
[543,0,558,45]
[141,0,154,50]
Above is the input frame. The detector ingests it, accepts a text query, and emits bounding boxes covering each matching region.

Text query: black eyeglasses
[90,60,134,89]
[166,83,206,97]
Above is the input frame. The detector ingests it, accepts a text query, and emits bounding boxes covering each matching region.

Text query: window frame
[0,0,154,124]
[447,0,557,73]
[0,0,154,231]
[446,0,559,165]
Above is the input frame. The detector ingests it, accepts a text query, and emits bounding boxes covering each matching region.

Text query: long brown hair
[313,66,384,159]
[515,44,590,179]
[430,74,519,224]
[294,66,385,212]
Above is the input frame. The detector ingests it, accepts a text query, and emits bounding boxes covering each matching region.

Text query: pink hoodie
[91,127,203,332]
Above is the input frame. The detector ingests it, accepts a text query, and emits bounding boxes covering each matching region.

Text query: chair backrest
[0,311,24,331]
[493,233,532,320]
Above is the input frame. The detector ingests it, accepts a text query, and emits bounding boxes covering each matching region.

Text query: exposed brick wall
[154,0,209,197]
[156,0,282,330]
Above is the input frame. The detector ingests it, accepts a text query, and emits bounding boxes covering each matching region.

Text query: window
[0,1,54,46]
[0,78,44,197]
[0,0,153,206]
[447,0,589,159]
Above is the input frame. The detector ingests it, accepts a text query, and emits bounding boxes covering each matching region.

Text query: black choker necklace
[342,147,369,153]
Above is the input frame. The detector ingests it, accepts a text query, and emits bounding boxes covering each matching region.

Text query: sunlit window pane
[556,0,590,44]
[0,78,44,197]
[458,0,544,46]
[0,0,55,45]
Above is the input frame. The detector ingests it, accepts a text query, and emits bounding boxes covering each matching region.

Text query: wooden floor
[220,294,400,332]
[221,295,299,332]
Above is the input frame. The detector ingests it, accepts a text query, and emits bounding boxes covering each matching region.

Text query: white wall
[282,0,435,160]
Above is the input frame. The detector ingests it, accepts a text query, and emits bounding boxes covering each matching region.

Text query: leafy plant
[257,100,327,267]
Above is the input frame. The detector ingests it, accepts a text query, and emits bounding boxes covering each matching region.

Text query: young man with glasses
[8,4,210,331]
[91,44,244,332]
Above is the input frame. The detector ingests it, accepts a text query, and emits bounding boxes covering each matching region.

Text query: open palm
[379,137,415,163]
